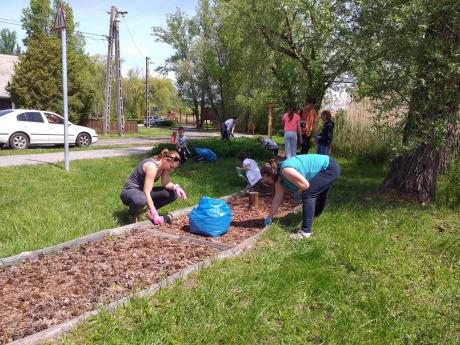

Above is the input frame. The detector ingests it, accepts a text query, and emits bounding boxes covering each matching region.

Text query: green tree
[225,0,355,108]
[8,0,94,122]
[153,8,202,125]
[353,0,460,202]
[0,29,21,55]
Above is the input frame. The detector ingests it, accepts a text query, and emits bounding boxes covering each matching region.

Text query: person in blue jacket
[261,154,340,239]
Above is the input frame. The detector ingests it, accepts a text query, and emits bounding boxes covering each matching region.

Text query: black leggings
[301,158,340,231]
[120,187,177,216]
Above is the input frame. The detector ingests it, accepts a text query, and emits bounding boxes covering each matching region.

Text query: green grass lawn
[0,156,244,257]
[57,158,460,345]
[1,155,459,343]
[0,143,157,157]
[99,127,174,138]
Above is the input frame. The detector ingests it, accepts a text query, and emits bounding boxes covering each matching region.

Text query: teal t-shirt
[279,154,330,192]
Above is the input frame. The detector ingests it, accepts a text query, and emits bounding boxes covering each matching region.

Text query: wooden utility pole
[103,6,127,136]
[266,102,275,139]
[103,6,115,135]
[145,56,150,124]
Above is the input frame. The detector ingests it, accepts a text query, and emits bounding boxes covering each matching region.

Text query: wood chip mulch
[158,193,299,246]
[0,192,300,344]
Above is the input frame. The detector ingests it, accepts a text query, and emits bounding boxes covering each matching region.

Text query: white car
[0,109,98,149]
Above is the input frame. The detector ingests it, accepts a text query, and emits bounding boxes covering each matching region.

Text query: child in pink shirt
[282,104,302,158]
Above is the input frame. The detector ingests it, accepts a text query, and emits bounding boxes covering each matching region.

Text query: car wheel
[9,132,30,149]
[76,132,91,147]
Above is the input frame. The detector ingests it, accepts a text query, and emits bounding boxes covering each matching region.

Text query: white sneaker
[290,230,312,240]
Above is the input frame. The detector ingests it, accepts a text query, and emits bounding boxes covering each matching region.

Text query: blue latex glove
[264,216,272,226]
[293,192,302,201]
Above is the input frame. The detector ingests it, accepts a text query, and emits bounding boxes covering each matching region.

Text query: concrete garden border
[3,189,277,345]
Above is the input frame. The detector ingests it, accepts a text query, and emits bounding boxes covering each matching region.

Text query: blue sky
[1,0,198,78]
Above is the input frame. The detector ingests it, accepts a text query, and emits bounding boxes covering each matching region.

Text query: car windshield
[0,109,14,117]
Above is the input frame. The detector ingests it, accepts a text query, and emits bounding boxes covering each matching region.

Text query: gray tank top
[124,158,160,190]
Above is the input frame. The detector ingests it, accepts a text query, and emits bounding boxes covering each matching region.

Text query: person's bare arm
[281,167,310,192]
[143,162,158,212]
[268,182,285,218]
[161,170,177,190]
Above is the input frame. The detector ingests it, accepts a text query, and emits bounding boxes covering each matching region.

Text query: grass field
[0,156,243,257]
[1,141,459,344]
[59,158,460,344]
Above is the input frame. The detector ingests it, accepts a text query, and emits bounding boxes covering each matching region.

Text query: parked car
[0,109,98,149]
[144,115,162,127]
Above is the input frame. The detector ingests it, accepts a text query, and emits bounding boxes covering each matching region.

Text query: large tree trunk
[380,9,460,202]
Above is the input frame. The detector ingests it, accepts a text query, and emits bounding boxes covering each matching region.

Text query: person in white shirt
[220,116,239,140]
[236,152,262,192]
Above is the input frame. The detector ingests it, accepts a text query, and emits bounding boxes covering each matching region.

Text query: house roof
[0,54,18,99]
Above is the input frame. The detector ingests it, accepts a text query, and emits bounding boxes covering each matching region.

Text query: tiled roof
[0,54,18,98]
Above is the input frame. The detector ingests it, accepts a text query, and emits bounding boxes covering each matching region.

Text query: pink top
[282,112,301,132]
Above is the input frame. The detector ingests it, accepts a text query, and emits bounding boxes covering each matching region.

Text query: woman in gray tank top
[120,149,187,224]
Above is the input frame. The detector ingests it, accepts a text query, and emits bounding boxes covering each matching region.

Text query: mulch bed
[158,193,299,246]
[0,192,299,344]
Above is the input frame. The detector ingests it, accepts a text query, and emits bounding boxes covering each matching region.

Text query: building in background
[0,54,18,110]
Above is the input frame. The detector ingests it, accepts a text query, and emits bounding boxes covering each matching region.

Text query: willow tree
[353,0,460,202]
[225,0,356,108]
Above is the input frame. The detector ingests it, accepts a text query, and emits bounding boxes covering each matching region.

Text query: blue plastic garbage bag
[189,197,231,237]
[194,147,217,162]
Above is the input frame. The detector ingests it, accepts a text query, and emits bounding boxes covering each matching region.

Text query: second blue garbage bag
[189,197,232,237]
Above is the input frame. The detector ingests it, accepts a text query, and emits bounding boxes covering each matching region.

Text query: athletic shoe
[289,230,312,239]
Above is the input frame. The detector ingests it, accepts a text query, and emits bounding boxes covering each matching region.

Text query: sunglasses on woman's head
[167,156,181,162]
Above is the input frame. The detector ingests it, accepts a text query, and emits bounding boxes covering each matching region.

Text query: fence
[79,120,138,134]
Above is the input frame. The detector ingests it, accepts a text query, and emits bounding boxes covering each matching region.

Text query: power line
[0,17,21,24]
[75,30,108,39]
[121,17,144,58]
[0,20,21,27]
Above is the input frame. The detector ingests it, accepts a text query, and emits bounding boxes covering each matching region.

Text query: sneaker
[289,230,312,240]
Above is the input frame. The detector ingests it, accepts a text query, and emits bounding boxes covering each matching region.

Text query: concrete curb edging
[0,190,247,268]
[7,225,271,345]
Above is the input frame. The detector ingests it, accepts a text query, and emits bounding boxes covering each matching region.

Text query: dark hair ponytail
[261,159,280,182]
[287,103,296,121]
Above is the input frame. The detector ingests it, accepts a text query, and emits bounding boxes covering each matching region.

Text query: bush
[155,120,176,127]
[151,137,275,161]
[438,152,460,209]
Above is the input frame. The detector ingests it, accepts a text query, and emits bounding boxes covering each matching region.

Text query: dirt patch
[0,232,217,344]
[157,193,299,246]
[0,192,300,344]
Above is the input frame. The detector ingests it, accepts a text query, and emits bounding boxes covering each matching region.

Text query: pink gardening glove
[149,207,164,225]
[174,185,188,200]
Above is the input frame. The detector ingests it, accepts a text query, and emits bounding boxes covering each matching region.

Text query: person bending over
[220,116,239,140]
[257,136,279,157]
[261,154,340,239]
[236,152,263,192]
[120,149,187,224]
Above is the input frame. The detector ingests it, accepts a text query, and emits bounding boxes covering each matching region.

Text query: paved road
[0,146,154,167]
[0,132,253,167]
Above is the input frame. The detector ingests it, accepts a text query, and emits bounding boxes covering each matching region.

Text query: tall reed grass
[331,110,400,163]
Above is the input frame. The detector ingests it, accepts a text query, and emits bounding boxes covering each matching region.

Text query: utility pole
[145,56,150,126]
[103,6,127,136]
[103,6,115,135]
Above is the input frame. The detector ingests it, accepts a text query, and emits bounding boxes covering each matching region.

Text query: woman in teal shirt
[261,154,340,239]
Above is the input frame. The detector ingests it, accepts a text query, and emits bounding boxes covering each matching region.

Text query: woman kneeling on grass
[120,149,187,224]
[261,154,340,239]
